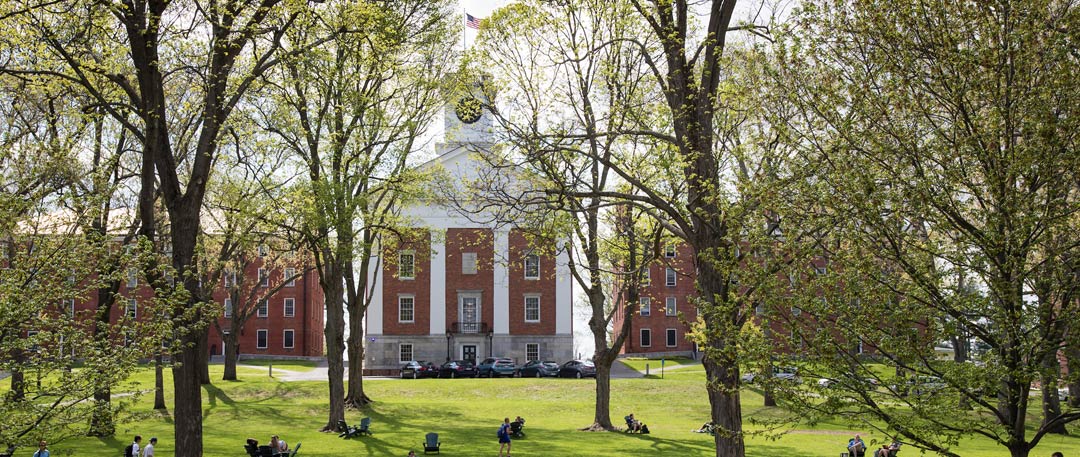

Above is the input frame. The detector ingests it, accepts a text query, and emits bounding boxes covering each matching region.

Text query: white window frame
[127,268,138,288]
[284,268,297,287]
[398,295,415,323]
[283,329,295,349]
[642,267,651,285]
[524,253,540,280]
[283,297,295,318]
[665,297,677,316]
[224,270,237,288]
[526,343,539,362]
[640,328,652,347]
[666,328,677,347]
[63,298,75,318]
[639,297,651,316]
[223,298,233,318]
[399,343,414,363]
[399,251,415,280]
[258,268,269,287]
[791,306,802,317]
[666,267,676,287]
[462,252,478,275]
[665,244,676,258]
[258,244,269,257]
[127,298,138,319]
[815,265,828,275]
[257,299,269,318]
[524,295,540,323]
[256,329,268,349]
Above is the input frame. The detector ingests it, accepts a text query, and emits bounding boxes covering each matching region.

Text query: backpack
[123,444,134,457]
[497,424,508,439]
[640,424,650,434]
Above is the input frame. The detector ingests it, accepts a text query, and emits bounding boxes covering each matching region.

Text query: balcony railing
[450,322,490,334]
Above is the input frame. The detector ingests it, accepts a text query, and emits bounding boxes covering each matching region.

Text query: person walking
[125,435,142,457]
[498,417,512,457]
[142,437,156,457]
[32,440,49,457]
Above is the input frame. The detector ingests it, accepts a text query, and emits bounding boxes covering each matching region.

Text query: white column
[366,253,383,335]
[555,241,572,335]
[493,229,510,334]
[429,230,447,335]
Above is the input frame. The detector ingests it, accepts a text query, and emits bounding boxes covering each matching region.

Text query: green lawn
[618,356,696,374]
[236,359,319,373]
[30,363,1080,456]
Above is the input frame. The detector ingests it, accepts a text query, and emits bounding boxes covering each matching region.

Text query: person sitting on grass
[848,434,867,457]
[693,422,715,434]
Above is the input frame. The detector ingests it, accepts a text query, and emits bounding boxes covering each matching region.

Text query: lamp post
[487,329,494,358]
[445,330,452,362]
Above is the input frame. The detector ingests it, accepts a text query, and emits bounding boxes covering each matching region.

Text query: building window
[791,306,802,317]
[462,252,477,275]
[258,244,269,256]
[399,251,415,280]
[283,329,295,348]
[524,295,540,322]
[224,298,233,318]
[815,265,827,275]
[665,297,677,316]
[640,328,652,347]
[127,268,138,288]
[526,343,539,362]
[400,343,413,362]
[755,304,764,315]
[257,299,268,318]
[642,267,651,285]
[399,296,415,323]
[284,268,297,287]
[258,268,269,287]
[666,268,676,287]
[284,298,295,317]
[666,328,677,347]
[63,298,75,318]
[224,270,237,288]
[257,329,268,349]
[524,253,540,280]
[665,244,676,258]
[639,297,651,316]
[127,299,137,319]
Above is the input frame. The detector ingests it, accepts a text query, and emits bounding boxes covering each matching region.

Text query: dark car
[439,360,478,378]
[478,357,517,378]
[519,360,560,378]
[558,360,596,378]
[399,361,439,379]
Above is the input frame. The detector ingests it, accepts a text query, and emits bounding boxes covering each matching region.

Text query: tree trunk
[1041,352,1068,434]
[1069,345,1080,408]
[154,353,166,410]
[223,327,239,381]
[89,285,118,435]
[198,328,211,385]
[586,359,615,431]
[172,331,203,457]
[345,300,372,408]
[704,349,745,457]
[345,332,372,408]
[952,333,970,410]
[321,272,347,431]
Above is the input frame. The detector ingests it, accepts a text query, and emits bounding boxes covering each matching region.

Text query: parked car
[520,360,560,378]
[558,360,596,378]
[477,357,517,378]
[400,360,439,379]
[742,366,800,384]
[818,377,879,389]
[439,360,478,378]
[893,375,946,396]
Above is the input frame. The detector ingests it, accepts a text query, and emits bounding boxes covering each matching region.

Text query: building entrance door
[462,345,477,363]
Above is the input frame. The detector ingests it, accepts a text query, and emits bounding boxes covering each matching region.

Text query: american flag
[465,13,481,29]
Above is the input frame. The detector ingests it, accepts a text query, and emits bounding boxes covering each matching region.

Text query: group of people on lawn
[848,434,900,457]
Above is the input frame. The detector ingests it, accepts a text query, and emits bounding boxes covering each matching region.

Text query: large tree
[775,1,1080,456]
[0,1,319,454]
[255,0,454,428]
[473,0,665,431]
